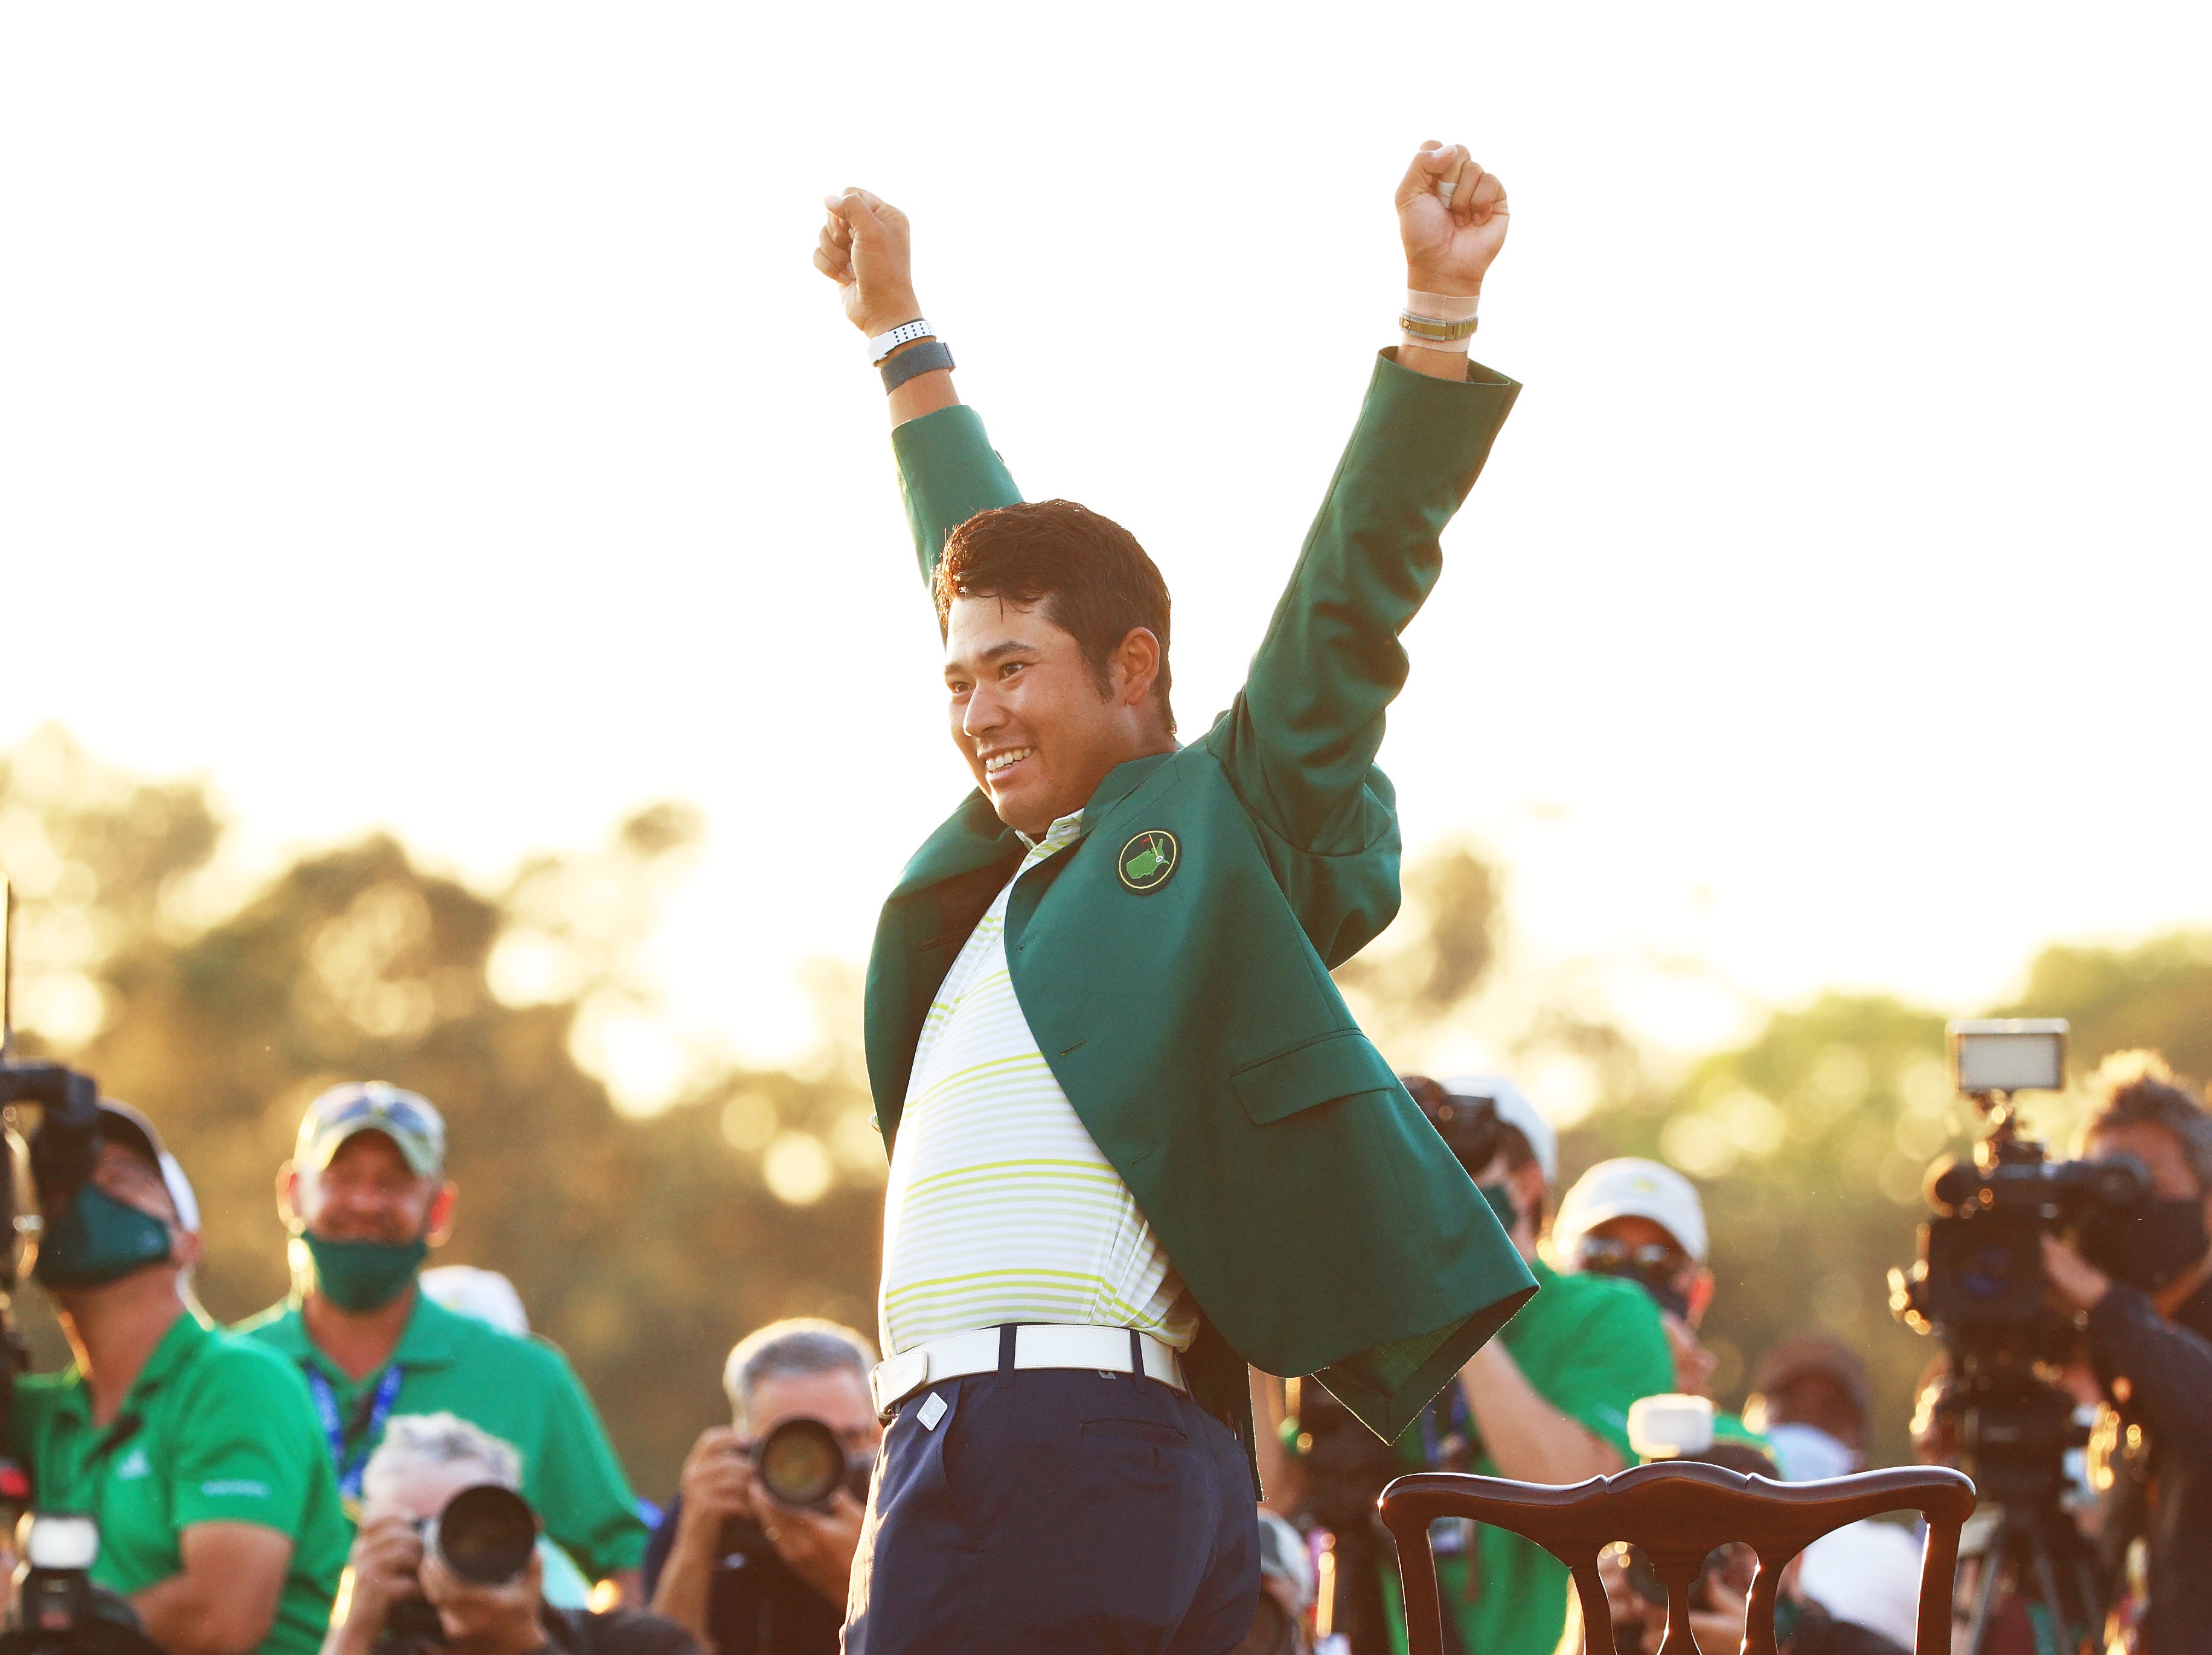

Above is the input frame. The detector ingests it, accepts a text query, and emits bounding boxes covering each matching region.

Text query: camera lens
[431,1485,540,1586]
[754,1418,847,1509]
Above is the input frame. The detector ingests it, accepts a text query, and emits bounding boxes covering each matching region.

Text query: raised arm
[817,188,1020,586]
[1208,144,1518,856]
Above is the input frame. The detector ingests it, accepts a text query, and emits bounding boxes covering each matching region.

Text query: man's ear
[1686,1266,1716,1327]
[426,1182,459,1247]
[1109,627,1162,708]
[276,1160,302,1231]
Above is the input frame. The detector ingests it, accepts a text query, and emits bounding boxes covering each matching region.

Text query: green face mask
[35,1185,175,1290]
[303,1232,429,1312]
[1478,1180,1521,1233]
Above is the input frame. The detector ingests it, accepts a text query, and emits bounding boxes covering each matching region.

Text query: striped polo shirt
[878,810,1198,1357]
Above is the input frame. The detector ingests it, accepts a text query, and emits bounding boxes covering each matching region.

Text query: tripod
[1956,1490,2104,1655]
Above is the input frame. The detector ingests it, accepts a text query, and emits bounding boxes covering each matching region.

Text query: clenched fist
[816,188,921,338]
[1398,142,1509,296]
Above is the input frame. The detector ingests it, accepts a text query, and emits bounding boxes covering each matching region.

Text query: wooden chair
[1379,1460,1977,1655]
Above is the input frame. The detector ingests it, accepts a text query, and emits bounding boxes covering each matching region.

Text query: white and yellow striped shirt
[878,810,1197,1358]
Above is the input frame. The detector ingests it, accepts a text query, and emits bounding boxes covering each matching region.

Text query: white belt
[870,1325,1187,1418]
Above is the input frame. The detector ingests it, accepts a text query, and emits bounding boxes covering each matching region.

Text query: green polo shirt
[1387,1256,1676,1655]
[10,1308,350,1655]
[234,1290,647,1579]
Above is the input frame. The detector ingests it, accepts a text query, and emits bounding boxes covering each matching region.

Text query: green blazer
[864,351,1536,1464]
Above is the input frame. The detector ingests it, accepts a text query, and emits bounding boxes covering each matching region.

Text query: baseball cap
[421,1266,530,1337]
[295,1081,447,1179]
[1553,1157,1708,1263]
[96,1100,200,1235]
[1437,1075,1557,1185]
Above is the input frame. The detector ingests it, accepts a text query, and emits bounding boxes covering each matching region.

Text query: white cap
[1628,1393,1716,1460]
[1555,1157,1709,1263]
[1438,1075,1556,1185]
[420,1266,530,1337]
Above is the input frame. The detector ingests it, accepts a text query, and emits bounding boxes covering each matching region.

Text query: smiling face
[288,1129,454,1246]
[943,593,1168,836]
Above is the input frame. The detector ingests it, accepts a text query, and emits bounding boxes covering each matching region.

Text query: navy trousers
[843,1333,1259,1654]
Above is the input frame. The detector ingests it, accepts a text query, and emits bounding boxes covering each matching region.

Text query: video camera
[1888,1019,2137,1509]
[1886,1024,2128,1655]
[381,1484,542,1653]
[0,886,118,1524]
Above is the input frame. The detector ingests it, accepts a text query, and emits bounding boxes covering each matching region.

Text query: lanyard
[302,1364,403,1501]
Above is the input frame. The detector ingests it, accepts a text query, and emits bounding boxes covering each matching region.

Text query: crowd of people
[10,1049,2208,1655]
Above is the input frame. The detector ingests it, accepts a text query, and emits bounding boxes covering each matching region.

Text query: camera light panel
[1949,1019,2068,1095]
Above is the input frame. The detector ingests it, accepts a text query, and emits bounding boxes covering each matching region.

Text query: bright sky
[5,5,2208,1103]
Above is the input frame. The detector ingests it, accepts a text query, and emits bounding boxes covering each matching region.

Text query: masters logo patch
[1117,830,1179,893]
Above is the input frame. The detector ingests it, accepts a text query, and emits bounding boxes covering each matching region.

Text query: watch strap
[880,339,954,394]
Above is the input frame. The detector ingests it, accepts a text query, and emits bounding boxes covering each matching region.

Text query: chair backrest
[1379,1460,1977,1655]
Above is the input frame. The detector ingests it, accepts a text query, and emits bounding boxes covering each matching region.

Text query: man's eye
[1001,661,1026,678]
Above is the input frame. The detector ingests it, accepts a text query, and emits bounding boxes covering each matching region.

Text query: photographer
[11,1102,351,1655]
[325,1415,694,1655]
[644,1322,880,1655]
[2036,1054,2212,1655]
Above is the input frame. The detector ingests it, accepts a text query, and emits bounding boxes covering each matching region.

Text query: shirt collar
[272,1285,469,1377]
[1016,809,1085,857]
[52,1307,213,1424]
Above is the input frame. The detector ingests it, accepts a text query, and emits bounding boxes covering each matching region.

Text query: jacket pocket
[1232,1031,1401,1125]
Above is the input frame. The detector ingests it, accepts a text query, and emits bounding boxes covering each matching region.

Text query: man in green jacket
[814,142,1535,1653]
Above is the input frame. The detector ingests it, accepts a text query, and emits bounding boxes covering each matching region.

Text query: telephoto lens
[426,1485,540,1587]
[749,1418,872,1511]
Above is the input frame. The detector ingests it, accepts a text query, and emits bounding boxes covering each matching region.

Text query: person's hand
[2043,1234,2113,1314]
[749,1482,867,1607]
[679,1427,755,1520]
[336,1516,426,1643]
[420,1548,545,1655]
[1661,1311,1718,1398]
[1397,141,1509,297]
[816,189,921,338]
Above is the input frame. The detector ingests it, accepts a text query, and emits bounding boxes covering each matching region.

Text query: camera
[0,886,126,1535]
[0,1513,159,1655]
[749,1418,871,1513]
[380,1484,542,1651]
[1888,1020,2117,1647]
[1400,1076,1507,1179]
[1890,1023,2147,1387]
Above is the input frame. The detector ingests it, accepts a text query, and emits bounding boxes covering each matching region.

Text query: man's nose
[962,683,1005,740]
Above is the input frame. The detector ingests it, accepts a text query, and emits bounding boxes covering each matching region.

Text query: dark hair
[2083,1050,2212,1193]
[935,499,1174,735]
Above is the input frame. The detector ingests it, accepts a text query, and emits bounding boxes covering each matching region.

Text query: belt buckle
[872,1349,930,1420]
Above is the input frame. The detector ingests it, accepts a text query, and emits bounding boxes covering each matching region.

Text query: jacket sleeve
[890,404,1024,591]
[2088,1285,2212,1463]
[1203,351,1518,854]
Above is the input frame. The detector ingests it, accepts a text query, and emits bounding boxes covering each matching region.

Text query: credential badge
[1117,830,1180,893]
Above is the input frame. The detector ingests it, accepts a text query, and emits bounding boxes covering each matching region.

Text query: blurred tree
[0,728,882,1500]
[1996,932,2212,1096]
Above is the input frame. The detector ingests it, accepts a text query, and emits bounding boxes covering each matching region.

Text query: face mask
[1765,1421,1859,1484]
[2078,1198,2210,1292]
[1478,1181,1521,1233]
[303,1232,429,1311]
[35,1185,176,1290]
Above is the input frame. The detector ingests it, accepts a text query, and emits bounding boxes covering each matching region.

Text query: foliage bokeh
[4,728,2207,1491]
[1,728,881,1501]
